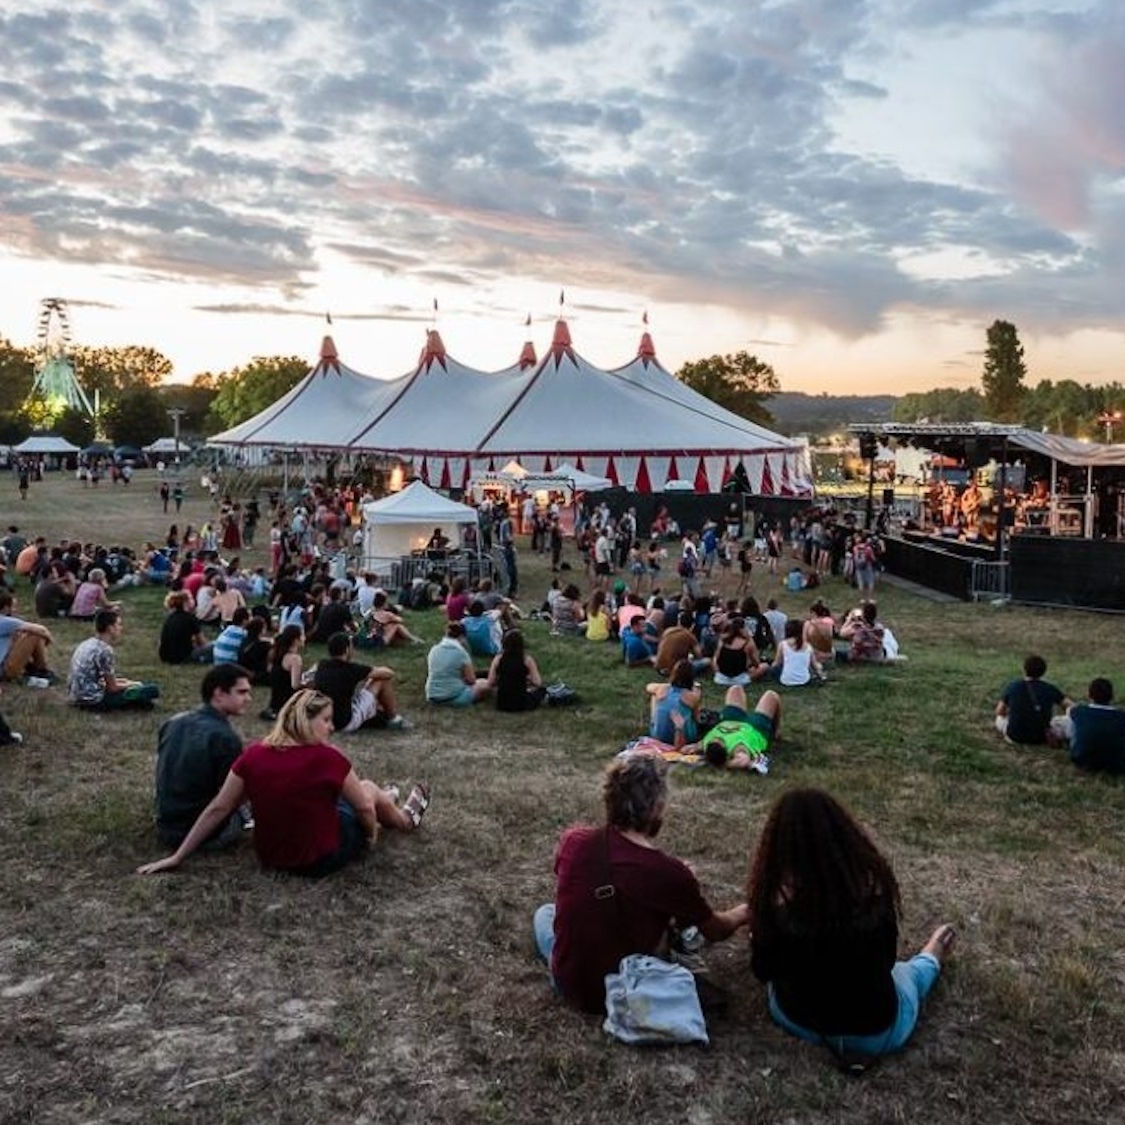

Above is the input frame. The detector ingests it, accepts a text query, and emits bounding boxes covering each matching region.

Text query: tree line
[0,337,307,449]
[0,317,1116,450]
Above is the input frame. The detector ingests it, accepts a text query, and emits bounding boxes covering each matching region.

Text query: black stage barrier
[1009,536,1125,611]
[883,535,975,600]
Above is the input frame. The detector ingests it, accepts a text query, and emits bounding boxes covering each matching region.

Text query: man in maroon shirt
[533,755,749,1013]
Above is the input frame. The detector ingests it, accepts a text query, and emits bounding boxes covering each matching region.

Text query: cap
[613,579,627,593]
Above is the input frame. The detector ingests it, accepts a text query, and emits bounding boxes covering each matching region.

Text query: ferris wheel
[31,297,94,414]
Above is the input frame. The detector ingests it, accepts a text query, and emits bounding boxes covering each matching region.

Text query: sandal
[402,783,431,828]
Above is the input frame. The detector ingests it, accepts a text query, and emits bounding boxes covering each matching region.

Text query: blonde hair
[262,688,333,746]
[88,568,106,584]
[164,590,189,611]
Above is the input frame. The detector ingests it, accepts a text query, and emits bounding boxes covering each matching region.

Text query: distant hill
[766,392,897,437]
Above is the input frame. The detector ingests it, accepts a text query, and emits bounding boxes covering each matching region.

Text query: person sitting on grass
[68,609,161,711]
[68,567,120,621]
[802,599,835,664]
[836,601,886,664]
[655,610,711,678]
[532,754,750,1014]
[0,589,57,683]
[622,613,657,668]
[646,658,702,744]
[1061,677,1125,775]
[154,664,253,849]
[487,628,546,712]
[711,616,771,686]
[770,618,827,687]
[367,591,424,647]
[260,625,304,721]
[747,788,957,1062]
[550,583,586,637]
[237,616,271,685]
[994,654,1071,746]
[463,599,504,657]
[137,689,430,878]
[211,606,251,666]
[313,632,410,732]
[692,683,782,770]
[158,590,209,665]
[306,585,355,645]
[425,621,491,706]
[583,589,612,642]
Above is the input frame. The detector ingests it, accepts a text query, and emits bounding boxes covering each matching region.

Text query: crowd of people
[2,481,1123,1071]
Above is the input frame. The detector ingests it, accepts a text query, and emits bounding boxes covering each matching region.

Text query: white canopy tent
[13,435,80,454]
[361,480,480,570]
[144,437,191,456]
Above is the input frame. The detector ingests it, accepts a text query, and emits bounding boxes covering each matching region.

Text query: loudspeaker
[882,488,895,507]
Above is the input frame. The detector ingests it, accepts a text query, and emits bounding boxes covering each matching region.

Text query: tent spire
[418,328,449,373]
[518,340,537,369]
[547,318,575,366]
[318,335,341,375]
[636,331,657,364]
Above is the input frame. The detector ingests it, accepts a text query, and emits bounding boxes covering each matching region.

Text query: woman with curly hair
[747,788,956,1060]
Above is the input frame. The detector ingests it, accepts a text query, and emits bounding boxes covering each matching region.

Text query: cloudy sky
[2,0,1123,394]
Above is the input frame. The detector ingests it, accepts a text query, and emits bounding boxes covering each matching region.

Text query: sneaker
[4,732,23,746]
[670,926,708,975]
[386,715,412,731]
[25,677,50,690]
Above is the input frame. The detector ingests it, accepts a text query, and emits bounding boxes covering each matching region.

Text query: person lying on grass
[137,689,430,878]
[747,787,956,1063]
[533,754,749,1014]
[665,683,781,770]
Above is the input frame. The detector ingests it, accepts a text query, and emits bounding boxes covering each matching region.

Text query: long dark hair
[267,624,303,669]
[747,788,900,936]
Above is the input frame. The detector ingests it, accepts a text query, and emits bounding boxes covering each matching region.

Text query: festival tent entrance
[360,480,480,570]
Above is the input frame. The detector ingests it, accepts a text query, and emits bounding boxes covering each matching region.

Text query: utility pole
[166,408,187,464]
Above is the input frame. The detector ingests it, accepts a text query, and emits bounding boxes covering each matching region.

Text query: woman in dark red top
[747,789,956,1060]
[137,690,430,878]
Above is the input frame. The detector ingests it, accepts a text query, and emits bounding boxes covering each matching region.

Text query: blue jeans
[533,903,556,964]
[293,800,367,878]
[768,953,941,1055]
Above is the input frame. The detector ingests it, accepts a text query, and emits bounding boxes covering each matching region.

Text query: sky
[2,0,1124,395]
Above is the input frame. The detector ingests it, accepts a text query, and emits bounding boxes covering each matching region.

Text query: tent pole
[1086,465,1094,538]
[1049,459,1058,534]
[995,438,1007,561]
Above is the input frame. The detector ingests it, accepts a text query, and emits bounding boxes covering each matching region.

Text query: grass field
[2,470,1124,1124]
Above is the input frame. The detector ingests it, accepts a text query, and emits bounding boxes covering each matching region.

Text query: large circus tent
[209,321,811,496]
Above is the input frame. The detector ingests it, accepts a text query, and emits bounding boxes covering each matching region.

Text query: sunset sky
[2,0,1123,394]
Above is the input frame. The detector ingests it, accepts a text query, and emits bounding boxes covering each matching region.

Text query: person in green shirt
[693,684,782,771]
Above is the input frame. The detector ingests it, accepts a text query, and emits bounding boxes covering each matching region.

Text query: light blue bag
[603,955,709,1046]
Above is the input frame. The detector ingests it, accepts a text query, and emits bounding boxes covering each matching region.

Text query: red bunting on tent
[635,458,652,493]
[693,458,709,492]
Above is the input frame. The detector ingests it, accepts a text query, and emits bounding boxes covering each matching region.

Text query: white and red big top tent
[209,321,810,496]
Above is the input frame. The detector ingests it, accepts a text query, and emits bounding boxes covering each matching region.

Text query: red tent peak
[547,318,575,365]
[518,340,537,369]
[636,331,657,362]
[318,335,341,374]
[419,328,449,372]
